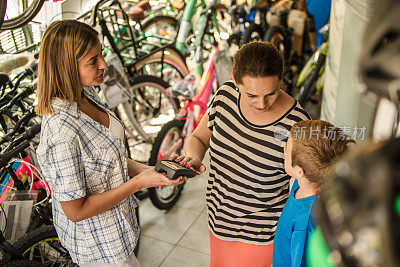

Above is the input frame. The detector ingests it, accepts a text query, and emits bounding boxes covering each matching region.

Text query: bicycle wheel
[134,47,189,87]
[2,0,45,30]
[141,15,179,43]
[240,23,265,46]
[227,33,241,57]
[119,75,180,156]
[10,225,77,266]
[148,119,185,209]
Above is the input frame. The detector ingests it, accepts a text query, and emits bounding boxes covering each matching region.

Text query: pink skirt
[209,230,273,267]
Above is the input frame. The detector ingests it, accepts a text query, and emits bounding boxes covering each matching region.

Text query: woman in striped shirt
[174,42,310,266]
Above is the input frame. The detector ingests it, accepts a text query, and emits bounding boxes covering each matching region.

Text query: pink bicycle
[148,45,221,209]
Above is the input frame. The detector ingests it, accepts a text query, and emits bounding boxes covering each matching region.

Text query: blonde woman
[35,20,185,266]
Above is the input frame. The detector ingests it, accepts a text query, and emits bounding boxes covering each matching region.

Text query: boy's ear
[294,165,306,179]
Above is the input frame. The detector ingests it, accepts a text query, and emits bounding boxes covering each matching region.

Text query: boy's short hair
[290,120,355,184]
[232,41,283,84]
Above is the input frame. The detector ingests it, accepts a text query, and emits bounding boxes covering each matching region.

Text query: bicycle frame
[176,45,219,151]
[155,45,218,158]
[175,0,222,75]
[0,156,50,205]
[296,40,328,94]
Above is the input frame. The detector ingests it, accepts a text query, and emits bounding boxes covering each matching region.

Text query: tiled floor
[137,155,211,267]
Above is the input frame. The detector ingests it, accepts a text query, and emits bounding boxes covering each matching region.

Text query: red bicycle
[147,45,221,209]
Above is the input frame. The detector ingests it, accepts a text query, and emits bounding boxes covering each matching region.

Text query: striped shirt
[206,82,310,245]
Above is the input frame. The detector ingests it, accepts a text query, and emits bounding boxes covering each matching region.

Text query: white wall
[321,0,377,139]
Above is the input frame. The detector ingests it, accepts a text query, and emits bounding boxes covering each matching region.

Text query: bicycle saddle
[253,0,273,9]
[0,53,35,75]
[128,5,145,21]
[128,1,151,21]
[136,0,151,11]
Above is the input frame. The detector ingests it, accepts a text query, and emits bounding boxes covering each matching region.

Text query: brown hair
[232,41,283,84]
[290,120,356,184]
[35,20,99,116]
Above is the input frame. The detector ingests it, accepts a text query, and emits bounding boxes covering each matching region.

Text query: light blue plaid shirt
[36,87,140,264]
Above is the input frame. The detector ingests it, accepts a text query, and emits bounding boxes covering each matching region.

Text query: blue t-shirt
[272,180,318,267]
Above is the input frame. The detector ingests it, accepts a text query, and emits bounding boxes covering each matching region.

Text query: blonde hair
[35,20,99,116]
[290,120,356,184]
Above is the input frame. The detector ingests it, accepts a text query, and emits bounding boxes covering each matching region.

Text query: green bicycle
[175,0,233,75]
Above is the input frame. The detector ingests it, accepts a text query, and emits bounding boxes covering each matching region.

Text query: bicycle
[236,0,273,46]
[175,0,233,76]
[0,72,54,234]
[294,24,329,119]
[263,0,320,95]
[126,0,183,43]
[147,44,220,209]
[0,224,76,266]
[0,0,45,30]
[0,119,75,265]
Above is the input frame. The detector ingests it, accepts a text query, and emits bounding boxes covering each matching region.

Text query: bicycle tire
[141,15,179,42]
[240,23,265,46]
[227,33,241,46]
[133,47,189,86]
[9,225,77,266]
[2,0,45,30]
[148,119,185,210]
[121,75,180,143]
[0,0,6,29]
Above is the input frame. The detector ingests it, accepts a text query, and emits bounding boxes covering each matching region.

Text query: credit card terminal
[154,160,198,180]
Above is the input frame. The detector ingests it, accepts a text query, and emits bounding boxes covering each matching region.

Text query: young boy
[272,120,355,267]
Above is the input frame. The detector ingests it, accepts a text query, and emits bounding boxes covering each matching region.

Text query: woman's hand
[170,155,206,174]
[136,167,186,189]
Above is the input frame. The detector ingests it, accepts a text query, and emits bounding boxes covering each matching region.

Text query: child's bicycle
[147,44,221,209]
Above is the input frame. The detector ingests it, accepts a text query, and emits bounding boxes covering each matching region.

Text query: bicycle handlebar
[6,86,34,110]
[0,108,36,145]
[0,141,31,168]
[0,61,36,105]
[91,0,108,27]
[0,124,41,168]
[9,62,37,95]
